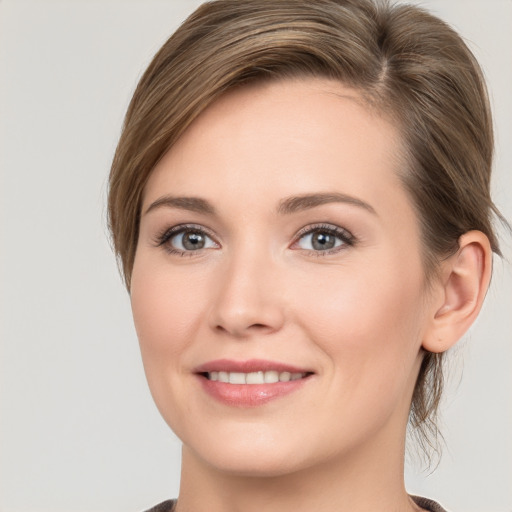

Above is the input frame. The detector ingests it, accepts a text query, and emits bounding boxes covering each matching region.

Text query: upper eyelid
[154,223,219,248]
[293,223,355,244]
[295,222,351,236]
[159,222,349,236]
[164,223,217,238]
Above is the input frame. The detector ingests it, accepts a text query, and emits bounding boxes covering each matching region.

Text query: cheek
[292,264,427,441]
[129,257,214,432]
[130,259,208,364]
[294,257,427,386]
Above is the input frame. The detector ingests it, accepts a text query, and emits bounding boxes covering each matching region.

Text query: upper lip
[194,358,313,374]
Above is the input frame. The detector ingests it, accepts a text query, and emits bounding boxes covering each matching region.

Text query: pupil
[312,231,334,250]
[183,231,204,250]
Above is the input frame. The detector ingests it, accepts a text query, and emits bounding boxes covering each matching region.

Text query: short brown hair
[108,0,504,458]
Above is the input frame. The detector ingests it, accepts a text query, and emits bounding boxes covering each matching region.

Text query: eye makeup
[292,223,356,257]
[153,223,219,257]
[152,221,356,258]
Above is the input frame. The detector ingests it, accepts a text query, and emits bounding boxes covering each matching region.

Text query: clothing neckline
[144,495,448,512]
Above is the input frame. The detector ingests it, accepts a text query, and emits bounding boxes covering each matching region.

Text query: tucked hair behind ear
[108,0,505,461]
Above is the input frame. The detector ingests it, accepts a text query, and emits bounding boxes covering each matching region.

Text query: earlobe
[422,231,493,354]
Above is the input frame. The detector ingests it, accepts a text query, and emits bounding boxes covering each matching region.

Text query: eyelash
[294,223,355,257]
[153,224,218,258]
[153,223,356,258]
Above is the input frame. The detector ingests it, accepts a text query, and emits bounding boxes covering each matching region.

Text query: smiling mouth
[202,370,311,384]
[194,359,314,405]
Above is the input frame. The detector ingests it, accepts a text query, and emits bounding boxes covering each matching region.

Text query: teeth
[229,372,246,384]
[246,371,264,384]
[265,370,279,383]
[206,371,307,384]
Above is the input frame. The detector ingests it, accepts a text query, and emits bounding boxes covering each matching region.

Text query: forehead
[144,78,406,216]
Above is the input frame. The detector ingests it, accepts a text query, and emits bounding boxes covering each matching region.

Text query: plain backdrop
[0,1,511,511]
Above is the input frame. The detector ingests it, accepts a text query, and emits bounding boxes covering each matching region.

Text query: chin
[191,445,309,478]
[179,420,317,478]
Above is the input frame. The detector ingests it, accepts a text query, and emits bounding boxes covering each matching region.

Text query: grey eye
[297,229,345,251]
[171,230,216,251]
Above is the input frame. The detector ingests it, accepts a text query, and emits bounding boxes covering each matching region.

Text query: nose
[207,248,286,339]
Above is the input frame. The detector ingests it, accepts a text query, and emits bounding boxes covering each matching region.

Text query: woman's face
[131,78,437,476]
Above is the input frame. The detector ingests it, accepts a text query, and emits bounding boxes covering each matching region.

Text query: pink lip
[194,359,314,408]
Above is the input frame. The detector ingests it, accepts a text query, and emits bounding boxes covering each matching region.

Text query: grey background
[0,1,510,511]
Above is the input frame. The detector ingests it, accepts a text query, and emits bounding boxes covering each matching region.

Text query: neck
[175,425,422,512]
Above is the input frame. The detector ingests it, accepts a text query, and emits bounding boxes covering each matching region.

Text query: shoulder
[411,495,449,512]
[143,499,176,512]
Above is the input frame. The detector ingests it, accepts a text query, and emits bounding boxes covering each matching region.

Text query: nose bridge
[208,234,284,338]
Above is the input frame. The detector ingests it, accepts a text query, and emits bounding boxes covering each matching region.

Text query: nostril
[214,322,275,338]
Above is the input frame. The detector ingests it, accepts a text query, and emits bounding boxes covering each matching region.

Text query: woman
[108,1,506,511]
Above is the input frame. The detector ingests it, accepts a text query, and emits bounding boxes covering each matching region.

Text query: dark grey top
[144,495,448,511]
[144,500,176,512]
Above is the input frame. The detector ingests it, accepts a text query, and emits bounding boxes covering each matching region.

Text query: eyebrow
[277,192,376,216]
[144,196,216,216]
[144,192,376,216]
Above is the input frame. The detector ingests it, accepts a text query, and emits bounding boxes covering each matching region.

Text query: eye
[172,230,216,251]
[155,224,218,256]
[294,224,354,254]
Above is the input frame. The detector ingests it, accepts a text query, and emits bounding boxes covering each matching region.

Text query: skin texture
[130,79,491,512]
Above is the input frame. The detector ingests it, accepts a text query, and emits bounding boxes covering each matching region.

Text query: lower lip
[197,375,310,407]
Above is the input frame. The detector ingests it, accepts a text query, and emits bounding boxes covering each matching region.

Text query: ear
[422,231,493,354]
